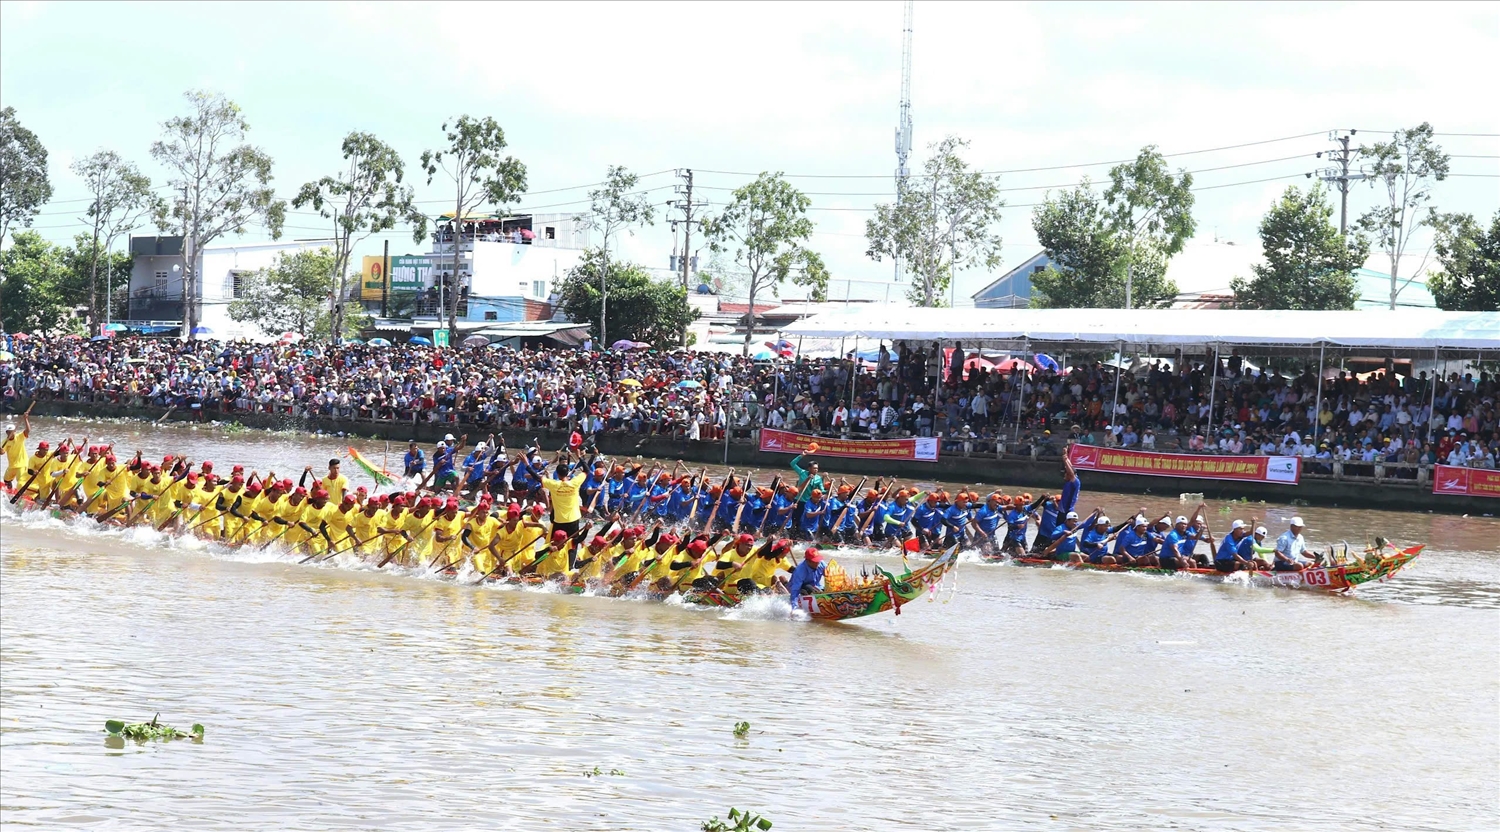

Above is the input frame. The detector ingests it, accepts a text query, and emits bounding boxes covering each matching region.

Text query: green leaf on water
[191,724,205,738]
[733,720,750,738]
[757,821,773,831]
[105,720,125,735]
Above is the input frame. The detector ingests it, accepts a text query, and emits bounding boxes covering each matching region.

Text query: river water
[2,417,1497,831]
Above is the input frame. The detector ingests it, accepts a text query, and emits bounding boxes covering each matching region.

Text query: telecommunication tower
[893,0,913,283]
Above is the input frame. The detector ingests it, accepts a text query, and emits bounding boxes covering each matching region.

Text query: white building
[422,212,590,323]
[127,235,335,340]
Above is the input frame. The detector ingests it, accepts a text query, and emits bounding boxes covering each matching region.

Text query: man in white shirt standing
[1274,517,1314,571]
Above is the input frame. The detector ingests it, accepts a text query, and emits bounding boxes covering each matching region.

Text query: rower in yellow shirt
[378,496,412,562]
[682,533,743,590]
[728,538,795,593]
[81,447,112,509]
[296,489,332,556]
[464,501,503,575]
[1,416,29,488]
[429,498,466,569]
[527,529,575,579]
[94,454,131,515]
[399,498,439,567]
[321,494,357,555]
[494,504,547,574]
[216,475,249,541]
[572,534,615,581]
[346,497,383,557]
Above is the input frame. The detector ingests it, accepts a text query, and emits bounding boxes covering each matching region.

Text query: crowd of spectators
[2,334,1494,473]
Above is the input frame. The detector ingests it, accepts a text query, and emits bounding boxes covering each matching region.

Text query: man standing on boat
[787,546,826,611]
[2,414,30,488]
[789,445,825,531]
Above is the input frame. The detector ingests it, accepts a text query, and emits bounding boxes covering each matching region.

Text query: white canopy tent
[780,308,1500,353]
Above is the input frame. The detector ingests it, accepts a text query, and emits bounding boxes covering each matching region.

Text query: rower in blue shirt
[1160,515,1200,570]
[1079,515,1118,565]
[1002,497,1034,557]
[767,486,796,533]
[666,479,696,524]
[402,441,425,479]
[1043,510,1087,562]
[882,491,916,546]
[1215,520,1256,573]
[786,547,826,611]
[913,493,944,550]
[1113,516,1157,567]
[942,493,973,548]
[972,493,1005,553]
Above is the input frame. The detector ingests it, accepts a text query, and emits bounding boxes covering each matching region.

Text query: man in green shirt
[789,449,825,530]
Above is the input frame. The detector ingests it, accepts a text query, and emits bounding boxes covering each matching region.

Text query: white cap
[1133,514,1147,526]
[3,423,13,432]
[444,433,456,442]
[1230,520,1247,530]
[1174,515,1189,525]
[1097,515,1110,524]
[1290,516,1305,527]
[1064,511,1079,520]
[474,442,486,452]
[1255,526,1268,536]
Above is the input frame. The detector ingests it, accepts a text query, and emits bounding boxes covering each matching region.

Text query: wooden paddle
[377,513,442,568]
[470,527,547,585]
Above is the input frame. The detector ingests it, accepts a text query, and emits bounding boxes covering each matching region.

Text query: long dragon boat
[2,488,957,623]
[983,544,1423,593]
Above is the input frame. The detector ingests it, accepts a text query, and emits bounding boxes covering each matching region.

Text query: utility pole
[668,168,707,289]
[1317,130,1366,235]
[380,239,390,319]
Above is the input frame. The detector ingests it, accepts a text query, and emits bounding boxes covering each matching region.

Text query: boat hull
[998,546,1423,592]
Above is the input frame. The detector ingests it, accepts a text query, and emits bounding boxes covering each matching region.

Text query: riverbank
[13,398,1493,514]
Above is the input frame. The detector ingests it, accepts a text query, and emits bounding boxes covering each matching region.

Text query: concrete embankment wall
[16,399,1493,515]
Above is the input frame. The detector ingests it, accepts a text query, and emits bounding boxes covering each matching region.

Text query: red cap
[736,533,755,546]
[590,535,608,548]
[186,473,199,485]
[340,494,356,506]
[105,455,118,465]
[201,461,213,471]
[293,487,308,498]
[552,529,569,543]
[231,474,244,485]
[506,504,521,518]
[529,505,544,517]
[37,441,48,451]
[311,488,329,501]
[356,486,368,494]
[772,538,793,553]
[232,464,245,473]
[658,533,679,547]
[246,482,263,496]
[805,547,823,563]
[687,539,708,556]
[280,479,293,491]
[392,494,408,506]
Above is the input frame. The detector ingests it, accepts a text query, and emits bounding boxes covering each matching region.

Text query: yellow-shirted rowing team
[2,420,818,598]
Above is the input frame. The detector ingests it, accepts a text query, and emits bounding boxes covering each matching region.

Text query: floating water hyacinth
[104,714,204,742]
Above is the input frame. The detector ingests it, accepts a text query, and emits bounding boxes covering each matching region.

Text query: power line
[693,130,1336,180]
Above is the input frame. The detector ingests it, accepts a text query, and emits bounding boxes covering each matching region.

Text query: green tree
[151,90,286,338]
[1357,123,1449,309]
[1104,145,1195,308]
[71,150,160,331]
[420,115,527,334]
[580,165,655,347]
[1030,178,1122,308]
[557,249,696,347]
[0,231,73,334]
[1230,185,1368,310]
[1426,209,1500,311]
[227,248,337,338]
[294,132,427,343]
[865,136,1004,307]
[0,106,53,247]
[704,172,828,354]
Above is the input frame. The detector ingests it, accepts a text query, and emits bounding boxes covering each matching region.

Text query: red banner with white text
[1067,443,1301,485]
[1432,464,1500,498]
[758,428,939,463]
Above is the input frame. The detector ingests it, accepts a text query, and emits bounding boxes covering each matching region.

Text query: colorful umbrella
[191,325,213,336]
[618,379,642,387]
[995,357,1034,373]
[367,338,393,347]
[102,323,127,332]
[752,348,776,360]
[462,334,490,347]
[279,331,304,344]
[408,336,433,346]
[676,379,702,389]
[1033,353,1061,373]
[611,339,639,350]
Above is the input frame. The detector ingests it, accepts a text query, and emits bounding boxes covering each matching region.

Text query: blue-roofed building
[971,250,1052,308]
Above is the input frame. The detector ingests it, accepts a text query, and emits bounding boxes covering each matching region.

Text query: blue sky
[3,0,1497,303]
